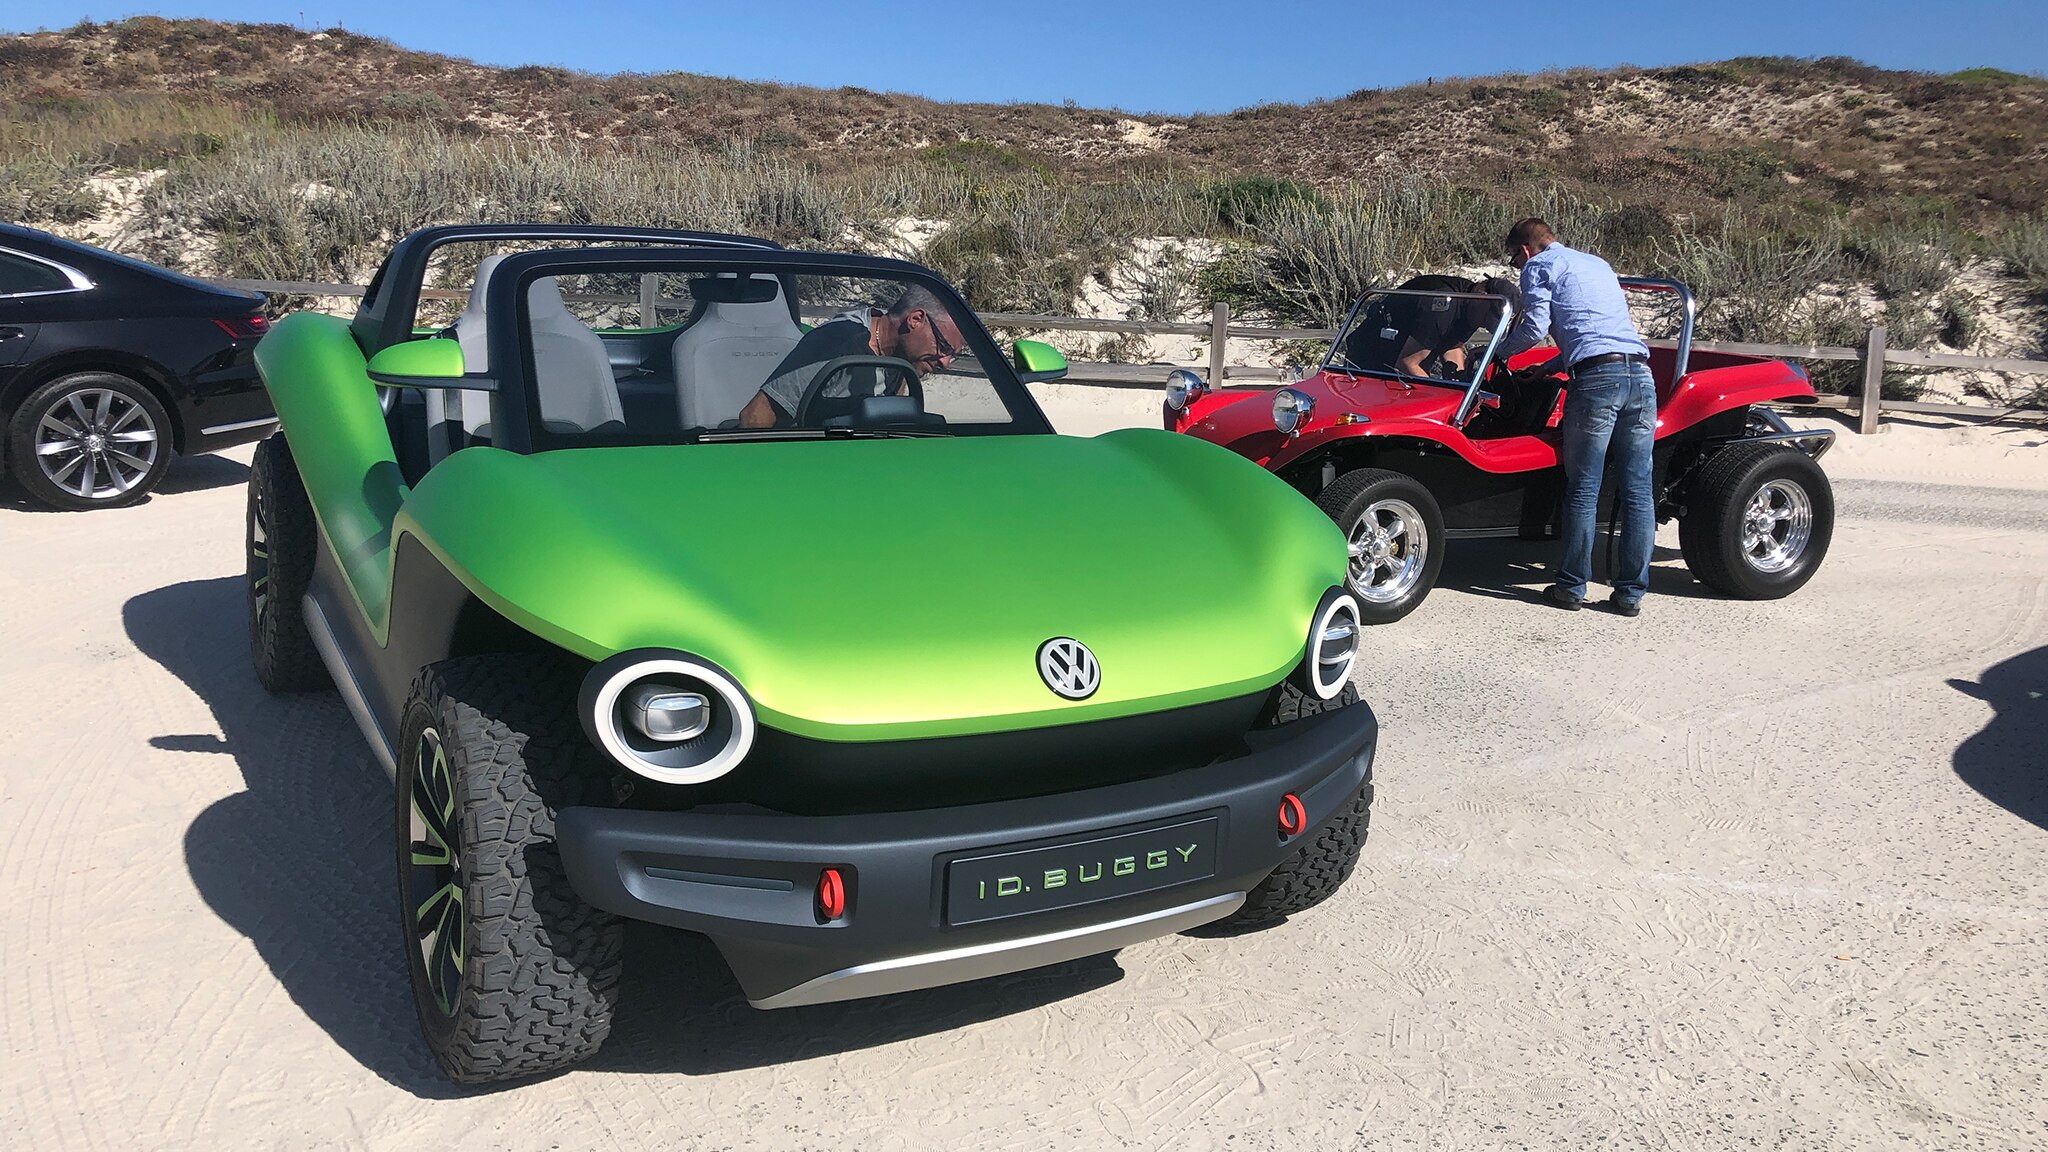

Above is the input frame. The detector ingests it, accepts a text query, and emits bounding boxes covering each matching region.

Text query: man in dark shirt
[1342,274,1520,380]
[738,286,966,428]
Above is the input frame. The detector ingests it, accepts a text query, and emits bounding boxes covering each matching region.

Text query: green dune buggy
[248,225,1378,1084]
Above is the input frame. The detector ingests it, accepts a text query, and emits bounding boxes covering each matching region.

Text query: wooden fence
[214,278,2048,434]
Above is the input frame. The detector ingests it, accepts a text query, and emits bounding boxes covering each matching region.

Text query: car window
[0,250,76,296]
[1328,287,1512,385]
[503,261,1039,449]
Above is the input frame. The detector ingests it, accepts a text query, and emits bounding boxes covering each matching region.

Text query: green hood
[396,428,1344,741]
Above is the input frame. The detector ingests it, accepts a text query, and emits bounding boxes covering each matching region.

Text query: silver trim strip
[0,245,95,299]
[199,416,280,436]
[302,594,398,779]
[751,891,1247,1010]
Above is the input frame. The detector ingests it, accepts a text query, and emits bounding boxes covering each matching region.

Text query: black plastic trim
[556,697,1377,1005]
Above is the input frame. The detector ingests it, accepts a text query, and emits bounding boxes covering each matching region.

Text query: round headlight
[1300,588,1361,700]
[580,652,757,785]
[1165,368,1206,412]
[1272,388,1315,435]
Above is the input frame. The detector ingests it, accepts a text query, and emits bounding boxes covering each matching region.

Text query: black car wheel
[396,655,623,1085]
[1679,443,1834,599]
[248,436,330,692]
[6,372,172,510]
[1221,682,1371,928]
[1316,468,1446,624]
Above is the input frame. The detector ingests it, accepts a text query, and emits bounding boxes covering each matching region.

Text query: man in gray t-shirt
[739,286,967,428]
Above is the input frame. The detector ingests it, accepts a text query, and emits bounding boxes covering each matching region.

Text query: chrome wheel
[33,387,160,500]
[408,728,464,1018]
[1346,498,1428,604]
[1740,479,1813,574]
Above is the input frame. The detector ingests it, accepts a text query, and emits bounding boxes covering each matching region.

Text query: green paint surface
[257,313,1346,741]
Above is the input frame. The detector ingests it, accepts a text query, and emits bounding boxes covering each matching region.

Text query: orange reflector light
[816,868,847,921]
[1278,793,1307,838]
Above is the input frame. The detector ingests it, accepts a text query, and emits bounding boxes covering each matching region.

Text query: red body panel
[1171,350,1817,478]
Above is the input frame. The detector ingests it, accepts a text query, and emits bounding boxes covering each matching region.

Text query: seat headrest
[454,253,508,371]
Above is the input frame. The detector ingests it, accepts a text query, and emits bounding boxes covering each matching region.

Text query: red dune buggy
[1164,279,1835,623]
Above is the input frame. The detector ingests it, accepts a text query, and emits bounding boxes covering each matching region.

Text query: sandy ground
[2,406,2044,1150]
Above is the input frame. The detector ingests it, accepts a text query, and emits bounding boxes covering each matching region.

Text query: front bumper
[557,698,1377,1008]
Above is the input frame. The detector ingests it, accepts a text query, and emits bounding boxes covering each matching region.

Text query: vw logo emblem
[1037,637,1101,700]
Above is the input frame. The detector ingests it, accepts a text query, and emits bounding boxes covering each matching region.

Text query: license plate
[944,817,1220,926]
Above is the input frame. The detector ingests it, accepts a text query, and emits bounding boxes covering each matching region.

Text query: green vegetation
[5,18,2045,401]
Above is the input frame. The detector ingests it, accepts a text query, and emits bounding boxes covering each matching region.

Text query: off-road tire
[1679,443,1834,599]
[1316,468,1446,625]
[247,436,329,692]
[5,371,173,510]
[396,655,624,1085]
[1225,683,1372,927]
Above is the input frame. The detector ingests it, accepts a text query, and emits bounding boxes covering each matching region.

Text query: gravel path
[1,448,2042,1151]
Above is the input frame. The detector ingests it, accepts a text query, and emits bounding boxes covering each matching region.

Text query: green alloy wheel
[394,656,623,1085]
[407,726,464,1018]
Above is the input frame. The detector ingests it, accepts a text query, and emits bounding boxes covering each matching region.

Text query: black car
[1,222,277,510]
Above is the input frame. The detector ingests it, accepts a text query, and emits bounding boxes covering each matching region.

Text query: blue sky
[6,0,2045,114]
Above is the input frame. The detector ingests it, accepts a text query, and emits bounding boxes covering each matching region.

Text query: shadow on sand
[0,452,249,512]
[127,575,1120,1094]
[1948,645,2048,831]
[1436,538,1709,607]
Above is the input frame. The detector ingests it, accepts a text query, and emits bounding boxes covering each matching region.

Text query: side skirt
[303,593,398,779]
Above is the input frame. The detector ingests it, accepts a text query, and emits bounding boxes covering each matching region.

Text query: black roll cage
[350,224,780,357]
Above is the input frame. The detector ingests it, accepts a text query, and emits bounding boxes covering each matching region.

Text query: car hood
[395,429,1345,741]
[1185,372,1465,462]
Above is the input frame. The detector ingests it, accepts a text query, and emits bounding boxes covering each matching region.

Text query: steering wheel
[793,355,925,426]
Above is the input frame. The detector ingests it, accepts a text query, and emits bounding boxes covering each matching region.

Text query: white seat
[671,276,803,429]
[449,255,624,444]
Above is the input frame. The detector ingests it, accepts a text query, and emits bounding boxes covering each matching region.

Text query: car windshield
[448,258,1047,452]
[1323,285,1516,389]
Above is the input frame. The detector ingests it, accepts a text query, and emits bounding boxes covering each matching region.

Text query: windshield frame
[481,248,1056,452]
[1319,286,1519,427]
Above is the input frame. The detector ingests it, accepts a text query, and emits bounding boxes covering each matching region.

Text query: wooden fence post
[1858,325,1886,435]
[640,273,660,329]
[1208,302,1229,386]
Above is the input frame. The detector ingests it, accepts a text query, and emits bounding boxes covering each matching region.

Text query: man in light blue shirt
[1497,218,1655,616]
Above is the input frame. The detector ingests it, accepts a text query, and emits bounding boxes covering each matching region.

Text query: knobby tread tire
[1678,442,1833,600]
[401,655,623,1085]
[247,436,329,692]
[1314,467,1446,625]
[1227,683,1372,927]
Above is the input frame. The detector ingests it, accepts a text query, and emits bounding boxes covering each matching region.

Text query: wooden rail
[213,278,2048,430]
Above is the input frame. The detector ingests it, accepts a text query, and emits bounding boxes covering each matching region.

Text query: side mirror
[366,339,492,390]
[1012,339,1067,384]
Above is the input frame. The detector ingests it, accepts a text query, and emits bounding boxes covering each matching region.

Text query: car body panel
[253,311,408,621]
[258,296,1345,744]
[0,223,273,459]
[395,428,1342,740]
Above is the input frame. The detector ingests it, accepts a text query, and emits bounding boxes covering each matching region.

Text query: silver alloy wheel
[1346,497,1428,604]
[1740,479,1813,574]
[33,387,160,500]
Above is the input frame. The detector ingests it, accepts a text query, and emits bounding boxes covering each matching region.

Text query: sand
[1,405,2043,1150]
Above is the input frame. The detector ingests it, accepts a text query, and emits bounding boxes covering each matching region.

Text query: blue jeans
[1557,360,1657,603]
